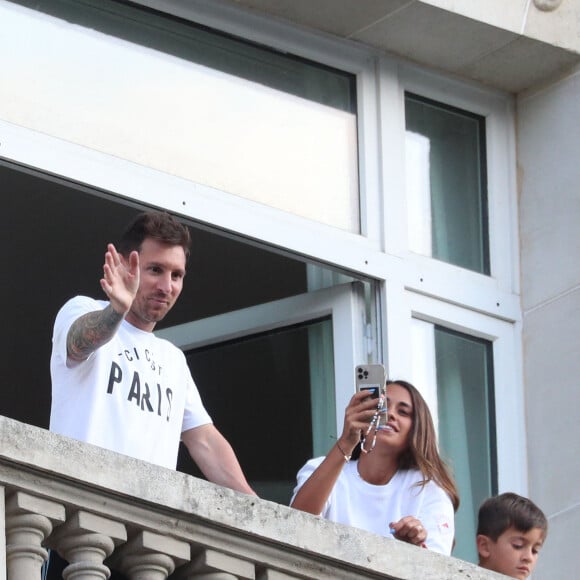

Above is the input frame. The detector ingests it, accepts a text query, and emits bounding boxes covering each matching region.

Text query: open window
[158,282,369,502]
[0,158,376,505]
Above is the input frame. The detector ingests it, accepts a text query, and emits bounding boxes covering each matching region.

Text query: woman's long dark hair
[352,379,460,511]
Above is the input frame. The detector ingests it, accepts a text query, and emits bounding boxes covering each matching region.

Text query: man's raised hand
[100,244,140,316]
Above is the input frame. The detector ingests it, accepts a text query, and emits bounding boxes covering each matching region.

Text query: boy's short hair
[477,492,548,541]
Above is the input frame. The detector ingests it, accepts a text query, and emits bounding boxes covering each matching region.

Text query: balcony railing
[1,416,504,580]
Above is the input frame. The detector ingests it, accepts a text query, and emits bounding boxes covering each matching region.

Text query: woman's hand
[390,516,428,548]
[337,391,384,455]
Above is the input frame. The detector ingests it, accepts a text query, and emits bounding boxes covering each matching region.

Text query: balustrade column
[174,548,254,579]
[5,490,65,580]
[109,530,189,580]
[47,509,127,580]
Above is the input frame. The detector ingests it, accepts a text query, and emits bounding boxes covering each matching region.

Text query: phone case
[355,363,386,399]
[355,363,387,428]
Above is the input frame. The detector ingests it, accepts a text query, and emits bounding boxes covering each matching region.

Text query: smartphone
[355,363,386,400]
[355,363,387,428]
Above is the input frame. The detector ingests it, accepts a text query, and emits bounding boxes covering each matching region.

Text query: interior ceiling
[220,0,580,93]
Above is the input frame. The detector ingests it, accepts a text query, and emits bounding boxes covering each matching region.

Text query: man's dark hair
[118,211,191,258]
[477,492,548,540]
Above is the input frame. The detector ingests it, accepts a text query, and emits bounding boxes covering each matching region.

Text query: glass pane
[181,318,335,504]
[435,326,496,563]
[2,0,359,232]
[11,0,357,114]
[405,93,489,274]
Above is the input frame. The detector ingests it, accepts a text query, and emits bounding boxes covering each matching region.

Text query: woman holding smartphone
[290,380,459,555]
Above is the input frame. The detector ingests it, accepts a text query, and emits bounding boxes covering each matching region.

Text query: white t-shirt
[291,457,455,555]
[50,296,212,469]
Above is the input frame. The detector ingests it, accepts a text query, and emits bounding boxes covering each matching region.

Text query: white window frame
[382,283,527,495]
[0,0,525,495]
[379,60,520,312]
[156,282,368,440]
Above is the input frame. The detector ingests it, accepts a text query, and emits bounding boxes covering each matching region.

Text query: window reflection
[182,318,334,504]
[411,318,496,563]
[1,0,359,231]
[405,93,489,274]
[435,326,496,563]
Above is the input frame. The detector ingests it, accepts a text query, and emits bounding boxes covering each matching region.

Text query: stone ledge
[0,416,509,579]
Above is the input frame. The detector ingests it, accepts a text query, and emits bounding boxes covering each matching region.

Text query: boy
[476,492,548,579]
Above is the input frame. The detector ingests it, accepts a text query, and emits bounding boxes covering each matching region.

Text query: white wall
[517,66,580,579]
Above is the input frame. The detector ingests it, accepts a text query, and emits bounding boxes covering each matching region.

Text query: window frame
[130,0,384,243]
[385,288,528,495]
[0,0,525,499]
[397,63,520,294]
[157,282,368,448]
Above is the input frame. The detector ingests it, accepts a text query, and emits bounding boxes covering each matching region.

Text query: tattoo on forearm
[67,305,124,361]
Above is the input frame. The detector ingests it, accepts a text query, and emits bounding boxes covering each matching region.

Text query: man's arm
[67,244,139,364]
[181,424,257,496]
[67,305,125,363]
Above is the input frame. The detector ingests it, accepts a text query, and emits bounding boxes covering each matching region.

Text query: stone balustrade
[0,416,507,580]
